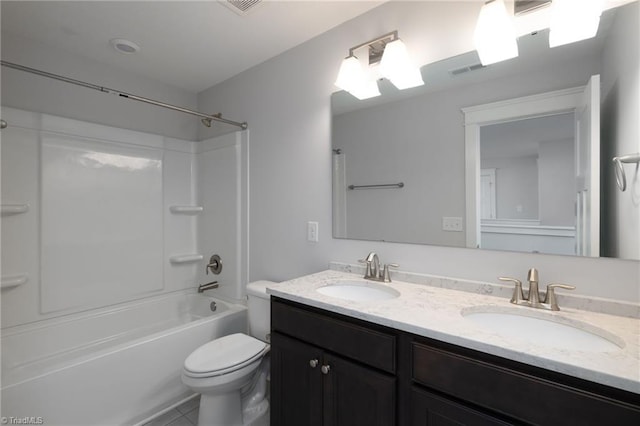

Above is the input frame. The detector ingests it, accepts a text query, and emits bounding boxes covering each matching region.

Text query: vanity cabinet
[271,297,640,426]
[410,336,640,425]
[270,298,396,426]
[410,386,512,426]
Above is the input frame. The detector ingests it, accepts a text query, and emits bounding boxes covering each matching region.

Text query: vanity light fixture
[334,30,423,100]
[379,39,424,90]
[473,0,519,66]
[549,0,604,48]
[334,55,381,100]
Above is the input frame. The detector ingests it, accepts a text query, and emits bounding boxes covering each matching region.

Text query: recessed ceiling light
[110,38,140,54]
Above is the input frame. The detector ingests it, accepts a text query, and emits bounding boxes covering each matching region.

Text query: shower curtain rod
[0,61,248,130]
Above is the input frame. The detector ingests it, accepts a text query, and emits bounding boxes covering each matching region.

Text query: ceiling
[0,1,384,93]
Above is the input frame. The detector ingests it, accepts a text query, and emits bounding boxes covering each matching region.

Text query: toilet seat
[183,333,269,379]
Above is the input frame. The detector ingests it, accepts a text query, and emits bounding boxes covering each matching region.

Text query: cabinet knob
[321,364,331,375]
[309,359,319,368]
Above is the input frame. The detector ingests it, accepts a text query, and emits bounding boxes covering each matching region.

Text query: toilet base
[198,392,243,426]
[195,392,269,426]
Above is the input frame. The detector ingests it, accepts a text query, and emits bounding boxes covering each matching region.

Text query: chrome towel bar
[348,182,404,190]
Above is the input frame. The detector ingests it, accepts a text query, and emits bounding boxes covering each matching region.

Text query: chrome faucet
[366,252,380,279]
[360,252,398,283]
[499,268,575,311]
[526,268,541,307]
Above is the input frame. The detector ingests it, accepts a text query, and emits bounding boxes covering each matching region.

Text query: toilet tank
[246,281,274,342]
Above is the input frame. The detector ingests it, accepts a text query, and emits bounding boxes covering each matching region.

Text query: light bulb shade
[549,0,603,48]
[334,55,380,100]
[473,0,519,66]
[379,39,424,90]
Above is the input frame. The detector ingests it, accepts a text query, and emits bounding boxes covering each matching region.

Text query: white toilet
[182,281,274,426]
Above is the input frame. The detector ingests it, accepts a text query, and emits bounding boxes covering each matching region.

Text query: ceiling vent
[449,63,486,77]
[514,0,551,16]
[220,0,263,16]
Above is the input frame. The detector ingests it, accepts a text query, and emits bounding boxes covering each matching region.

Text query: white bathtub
[1,290,247,425]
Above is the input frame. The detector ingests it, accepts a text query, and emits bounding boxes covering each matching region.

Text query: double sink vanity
[267,259,639,425]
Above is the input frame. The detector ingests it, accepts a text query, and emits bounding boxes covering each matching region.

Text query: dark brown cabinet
[270,332,323,426]
[411,386,512,426]
[271,297,640,426]
[322,351,395,426]
[270,298,396,426]
[411,337,640,425]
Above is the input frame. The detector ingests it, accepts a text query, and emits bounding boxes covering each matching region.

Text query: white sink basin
[316,280,400,302]
[462,308,623,352]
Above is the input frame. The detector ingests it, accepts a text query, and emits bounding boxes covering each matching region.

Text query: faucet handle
[544,283,575,311]
[499,277,525,304]
[382,263,399,282]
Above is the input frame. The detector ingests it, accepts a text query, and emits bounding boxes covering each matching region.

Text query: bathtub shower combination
[1,107,250,425]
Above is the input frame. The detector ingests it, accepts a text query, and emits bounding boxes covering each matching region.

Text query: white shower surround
[0,106,248,326]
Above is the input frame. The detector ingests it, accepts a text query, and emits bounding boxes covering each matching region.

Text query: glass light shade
[334,55,380,100]
[549,0,603,48]
[379,39,424,90]
[473,0,519,66]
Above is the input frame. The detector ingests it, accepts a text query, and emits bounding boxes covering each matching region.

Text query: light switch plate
[307,221,319,242]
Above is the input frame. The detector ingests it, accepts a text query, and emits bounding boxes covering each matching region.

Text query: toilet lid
[184,333,267,374]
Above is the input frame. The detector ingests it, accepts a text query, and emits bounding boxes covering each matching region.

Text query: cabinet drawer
[272,298,396,373]
[412,341,640,425]
[411,386,512,426]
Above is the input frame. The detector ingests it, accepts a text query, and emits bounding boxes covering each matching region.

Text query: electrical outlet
[307,221,319,242]
[442,217,463,232]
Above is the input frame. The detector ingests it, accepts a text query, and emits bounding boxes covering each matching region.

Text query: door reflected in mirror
[479,113,577,255]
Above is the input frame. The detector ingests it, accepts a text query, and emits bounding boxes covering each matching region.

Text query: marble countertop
[267,268,640,394]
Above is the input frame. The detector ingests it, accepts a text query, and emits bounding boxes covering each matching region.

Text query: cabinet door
[271,332,323,426]
[323,353,396,426]
[411,387,513,426]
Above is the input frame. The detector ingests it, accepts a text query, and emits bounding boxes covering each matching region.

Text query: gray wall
[538,139,575,226]
[198,1,639,301]
[1,33,199,141]
[601,1,640,259]
[482,156,540,220]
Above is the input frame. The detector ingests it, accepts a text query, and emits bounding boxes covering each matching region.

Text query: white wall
[1,33,199,141]
[198,1,639,302]
[601,1,640,260]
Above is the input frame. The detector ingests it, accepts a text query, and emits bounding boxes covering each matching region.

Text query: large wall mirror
[331,2,639,260]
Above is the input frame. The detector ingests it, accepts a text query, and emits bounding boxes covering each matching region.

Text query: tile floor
[143,397,199,426]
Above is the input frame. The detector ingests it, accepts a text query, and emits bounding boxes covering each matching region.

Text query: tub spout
[198,281,219,293]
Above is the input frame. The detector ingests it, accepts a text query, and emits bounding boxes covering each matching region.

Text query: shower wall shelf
[169,205,204,214]
[169,254,204,264]
[1,274,28,290]
[1,204,29,215]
